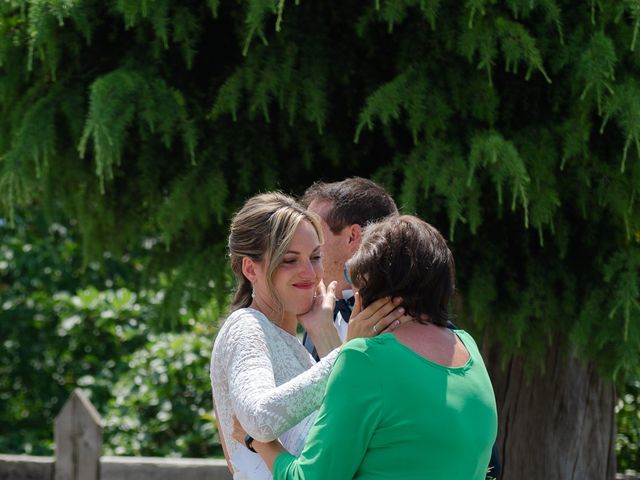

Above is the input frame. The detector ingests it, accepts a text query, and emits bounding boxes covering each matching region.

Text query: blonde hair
[228,192,323,314]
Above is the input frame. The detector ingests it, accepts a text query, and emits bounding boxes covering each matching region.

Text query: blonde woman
[210,193,406,478]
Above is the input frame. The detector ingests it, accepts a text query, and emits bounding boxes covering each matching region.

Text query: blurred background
[0,1,639,478]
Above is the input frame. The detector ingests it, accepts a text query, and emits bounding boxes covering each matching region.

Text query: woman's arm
[213,403,234,474]
[231,416,286,471]
[237,342,383,478]
[222,311,339,442]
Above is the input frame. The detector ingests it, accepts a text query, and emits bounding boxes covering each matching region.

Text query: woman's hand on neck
[298,281,341,357]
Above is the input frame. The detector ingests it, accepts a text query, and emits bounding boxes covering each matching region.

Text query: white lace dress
[210,308,339,476]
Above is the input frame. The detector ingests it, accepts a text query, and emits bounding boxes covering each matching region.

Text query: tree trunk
[483,338,617,480]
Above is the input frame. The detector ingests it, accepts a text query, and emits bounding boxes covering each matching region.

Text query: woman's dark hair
[348,215,455,327]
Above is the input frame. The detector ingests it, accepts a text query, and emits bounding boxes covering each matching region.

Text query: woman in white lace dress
[210,193,404,479]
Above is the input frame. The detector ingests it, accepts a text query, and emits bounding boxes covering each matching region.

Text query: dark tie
[334,297,355,323]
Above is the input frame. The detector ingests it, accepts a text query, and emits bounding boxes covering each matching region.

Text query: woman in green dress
[233,214,498,480]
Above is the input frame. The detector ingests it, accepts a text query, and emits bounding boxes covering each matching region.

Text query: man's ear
[241,257,258,283]
[347,224,362,253]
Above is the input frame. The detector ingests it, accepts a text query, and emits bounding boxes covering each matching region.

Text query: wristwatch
[244,433,257,453]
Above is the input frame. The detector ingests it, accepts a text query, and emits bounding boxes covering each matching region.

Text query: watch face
[245,434,256,452]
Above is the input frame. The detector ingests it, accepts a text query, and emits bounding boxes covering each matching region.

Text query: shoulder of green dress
[340,336,396,361]
[454,328,474,341]
[454,329,482,355]
[340,337,368,352]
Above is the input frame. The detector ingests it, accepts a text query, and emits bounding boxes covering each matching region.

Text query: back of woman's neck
[392,321,470,368]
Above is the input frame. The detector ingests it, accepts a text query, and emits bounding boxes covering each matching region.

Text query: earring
[251,284,256,299]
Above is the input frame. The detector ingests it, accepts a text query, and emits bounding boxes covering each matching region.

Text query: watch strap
[244,433,257,453]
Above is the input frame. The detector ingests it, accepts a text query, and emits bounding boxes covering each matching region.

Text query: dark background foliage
[0,213,222,457]
[1,0,639,472]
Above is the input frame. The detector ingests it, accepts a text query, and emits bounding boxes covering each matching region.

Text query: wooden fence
[0,389,232,480]
[619,473,640,480]
[1,389,638,480]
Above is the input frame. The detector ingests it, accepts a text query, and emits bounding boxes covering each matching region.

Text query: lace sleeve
[221,313,339,442]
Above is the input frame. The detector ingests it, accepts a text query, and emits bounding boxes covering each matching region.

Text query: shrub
[103,320,222,458]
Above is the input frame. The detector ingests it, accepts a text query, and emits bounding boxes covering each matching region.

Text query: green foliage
[1,1,640,470]
[0,212,223,456]
[1,0,639,386]
[617,374,640,471]
[103,325,221,457]
[78,69,197,191]
[602,80,640,173]
[0,213,146,453]
[577,31,617,115]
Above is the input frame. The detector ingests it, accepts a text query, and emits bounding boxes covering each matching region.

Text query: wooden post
[54,389,102,480]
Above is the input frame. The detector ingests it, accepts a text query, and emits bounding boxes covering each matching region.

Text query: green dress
[273,330,498,480]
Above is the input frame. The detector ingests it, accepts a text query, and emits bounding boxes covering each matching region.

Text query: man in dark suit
[300,177,502,479]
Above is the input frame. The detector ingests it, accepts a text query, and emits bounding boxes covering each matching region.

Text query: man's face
[307,199,356,297]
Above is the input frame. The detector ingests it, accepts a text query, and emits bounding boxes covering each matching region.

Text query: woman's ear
[241,257,258,283]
